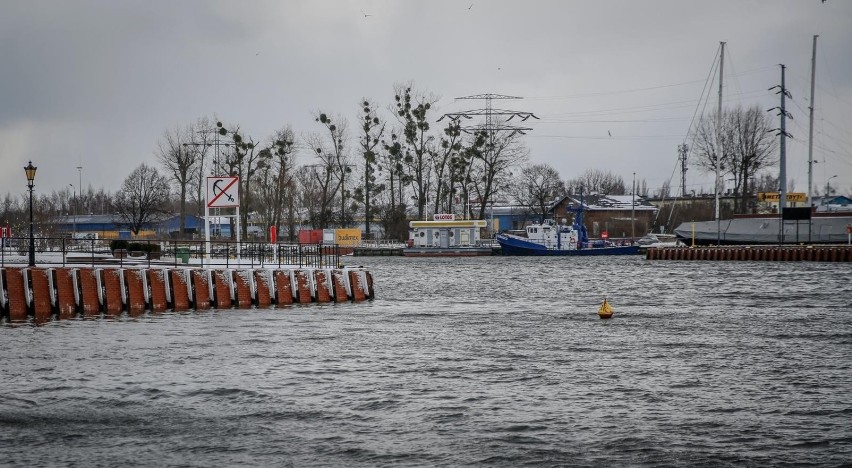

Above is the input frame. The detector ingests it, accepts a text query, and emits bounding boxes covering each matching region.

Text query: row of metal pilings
[646,245,852,262]
[0,266,375,323]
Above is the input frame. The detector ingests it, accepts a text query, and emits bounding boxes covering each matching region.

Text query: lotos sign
[433,213,455,221]
[757,192,807,203]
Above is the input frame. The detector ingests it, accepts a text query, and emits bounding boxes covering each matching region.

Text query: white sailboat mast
[715,42,725,245]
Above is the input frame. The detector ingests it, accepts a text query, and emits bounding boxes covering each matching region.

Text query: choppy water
[2,256,851,467]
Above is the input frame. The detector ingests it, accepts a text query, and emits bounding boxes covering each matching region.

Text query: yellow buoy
[598,298,613,319]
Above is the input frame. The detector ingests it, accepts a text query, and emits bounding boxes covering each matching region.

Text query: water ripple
[2,256,851,466]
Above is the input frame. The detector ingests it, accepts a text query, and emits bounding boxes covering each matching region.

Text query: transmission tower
[437,93,538,224]
[438,93,539,137]
[768,64,793,211]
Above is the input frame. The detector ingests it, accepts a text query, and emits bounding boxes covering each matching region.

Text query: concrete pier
[646,245,852,262]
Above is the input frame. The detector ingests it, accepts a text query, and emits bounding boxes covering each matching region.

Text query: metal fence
[0,237,342,269]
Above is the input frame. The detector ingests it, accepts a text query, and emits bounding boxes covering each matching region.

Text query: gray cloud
[1,0,850,199]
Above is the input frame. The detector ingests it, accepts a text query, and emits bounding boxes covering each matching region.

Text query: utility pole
[438,93,538,227]
[631,172,636,240]
[76,166,82,215]
[769,65,792,211]
[69,183,76,238]
[678,143,689,197]
[715,42,725,245]
[807,35,818,208]
[769,65,793,245]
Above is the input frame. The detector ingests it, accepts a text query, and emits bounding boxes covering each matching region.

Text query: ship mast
[715,42,725,245]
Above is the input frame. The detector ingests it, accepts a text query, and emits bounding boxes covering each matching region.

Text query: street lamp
[24,161,37,267]
[826,175,838,197]
[69,183,76,238]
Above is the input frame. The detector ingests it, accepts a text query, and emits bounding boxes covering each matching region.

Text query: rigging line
[818,45,852,109]
[682,44,721,146]
[526,65,778,101]
[539,89,769,119]
[525,79,709,99]
[814,138,852,159]
[656,146,686,226]
[528,134,684,140]
[815,130,852,151]
[536,117,691,123]
[723,45,746,109]
[542,99,703,117]
[815,114,852,142]
[660,44,722,227]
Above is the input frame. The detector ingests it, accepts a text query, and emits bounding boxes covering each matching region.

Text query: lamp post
[69,183,76,238]
[825,175,837,198]
[25,161,37,267]
[631,172,636,241]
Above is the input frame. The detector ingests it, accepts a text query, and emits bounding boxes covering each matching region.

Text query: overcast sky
[2,0,850,202]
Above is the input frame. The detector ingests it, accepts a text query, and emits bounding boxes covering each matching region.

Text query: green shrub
[141,243,161,253]
[110,239,129,252]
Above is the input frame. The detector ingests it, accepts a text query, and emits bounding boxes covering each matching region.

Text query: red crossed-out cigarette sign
[206,176,240,208]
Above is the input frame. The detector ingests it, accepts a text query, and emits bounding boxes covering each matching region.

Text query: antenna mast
[678,143,689,197]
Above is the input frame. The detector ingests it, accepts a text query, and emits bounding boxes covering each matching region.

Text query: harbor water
[2,256,851,466]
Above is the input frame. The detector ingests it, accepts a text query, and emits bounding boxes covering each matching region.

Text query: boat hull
[674,215,852,246]
[403,247,494,257]
[496,234,639,256]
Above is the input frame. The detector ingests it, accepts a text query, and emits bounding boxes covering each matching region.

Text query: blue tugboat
[496,197,639,256]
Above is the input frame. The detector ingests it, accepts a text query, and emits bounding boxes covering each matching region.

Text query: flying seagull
[361,10,372,18]
[467,4,473,9]
[608,130,612,137]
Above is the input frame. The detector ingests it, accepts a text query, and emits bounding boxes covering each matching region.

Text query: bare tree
[658,180,672,198]
[639,178,648,197]
[510,163,563,223]
[157,123,202,238]
[114,163,171,236]
[255,128,298,241]
[433,118,463,214]
[378,133,411,240]
[306,113,350,228]
[754,172,779,194]
[217,123,263,238]
[565,169,626,195]
[353,100,385,238]
[468,130,528,219]
[693,105,776,213]
[393,84,439,220]
[185,117,215,219]
[453,130,488,219]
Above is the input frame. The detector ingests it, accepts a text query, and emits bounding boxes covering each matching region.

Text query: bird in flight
[467,4,473,9]
[361,10,372,18]
[608,130,612,137]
